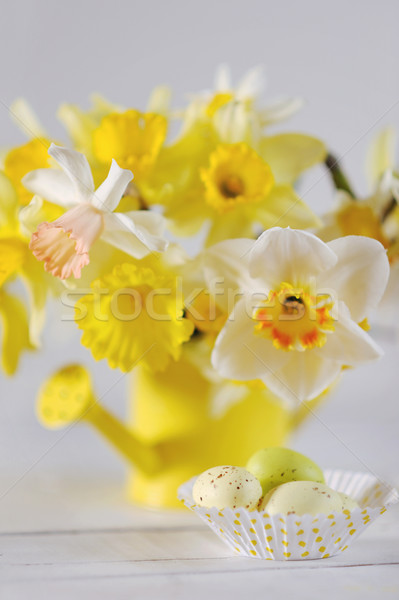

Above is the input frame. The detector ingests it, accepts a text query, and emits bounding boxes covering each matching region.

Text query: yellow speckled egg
[339,492,359,511]
[260,481,343,515]
[246,447,325,495]
[193,466,262,510]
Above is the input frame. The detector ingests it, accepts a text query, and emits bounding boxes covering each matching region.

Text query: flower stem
[325,153,356,198]
[381,196,397,222]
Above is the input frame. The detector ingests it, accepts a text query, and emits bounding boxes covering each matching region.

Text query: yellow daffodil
[321,128,399,249]
[319,129,399,326]
[92,110,167,183]
[147,67,325,244]
[207,227,389,405]
[75,255,194,372]
[57,94,123,164]
[160,138,324,245]
[0,171,51,373]
[1,99,57,207]
[4,138,51,207]
[58,89,171,201]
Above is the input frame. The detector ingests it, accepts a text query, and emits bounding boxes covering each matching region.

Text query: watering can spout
[37,364,163,476]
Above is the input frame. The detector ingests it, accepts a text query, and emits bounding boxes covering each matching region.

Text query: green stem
[325,153,356,198]
[381,196,397,223]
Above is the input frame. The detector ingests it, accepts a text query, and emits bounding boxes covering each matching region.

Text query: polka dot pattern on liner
[178,469,398,560]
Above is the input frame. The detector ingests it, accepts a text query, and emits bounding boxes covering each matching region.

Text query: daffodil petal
[10,98,48,139]
[319,236,390,322]
[260,96,303,126]
[249,227,337,287]
[317,302,383,365]
[257,184,322,229]
[261,350,342,406]
[92,159,133,212]
[102,211,167,258]
[211,298,289,381]
[205,211,254,247]
[203,238,263,311]
[147,85,172,115]
[121,211,168,253]
[0,291,32,375]
[20,252,49,346]
[0,238,27,286]
[124,210,166,238]
[0,171,19,227]
[367,128,396,188]
[259,134,326,184]
[236,65,264,99]
[215,102,252,143]
[214,63,231,91]
[57,103,96,155]
[22,169,76,207]
[49,143,94,201]
[19,195,45,235]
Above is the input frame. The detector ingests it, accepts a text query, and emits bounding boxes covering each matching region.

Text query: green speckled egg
[246,447,325,495]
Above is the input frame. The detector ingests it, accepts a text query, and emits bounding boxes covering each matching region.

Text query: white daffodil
[207,227,389,405]
[22,144,168,280]
[179,65,303,144]
[212,64,303,140]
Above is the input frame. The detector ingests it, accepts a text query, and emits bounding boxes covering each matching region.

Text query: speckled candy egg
[192,466,262,510]
[339,492,359,511]
[246,447,325,495]
[259,481,343,515]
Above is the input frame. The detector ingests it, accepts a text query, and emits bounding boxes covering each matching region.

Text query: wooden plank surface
[0,474,398,599]
[1,331,398,598]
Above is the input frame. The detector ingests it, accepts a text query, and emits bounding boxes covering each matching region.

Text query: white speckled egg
[193,466,262,510]
[259,481,343,515]
[339,492,359,511]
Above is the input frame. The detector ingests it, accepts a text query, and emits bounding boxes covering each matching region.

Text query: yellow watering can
[37,361,324,508]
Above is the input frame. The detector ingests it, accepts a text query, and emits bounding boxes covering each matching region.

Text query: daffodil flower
[180,65,303,139]
[0,171,53,374]
[320,129,399,244]
[152,69,325,245]
[0,99,59,208]
[319,128,399,327]
[23,144,168,280]
[207,227,389,405]
[161,138,324,245]
[75,254,194,372]
[58,89,171,199]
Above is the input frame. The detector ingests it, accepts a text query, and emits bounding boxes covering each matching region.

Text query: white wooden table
[0,472,398,600]
[1,329,398,598]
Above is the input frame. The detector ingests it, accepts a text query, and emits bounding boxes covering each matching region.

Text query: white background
[0,0,398,526]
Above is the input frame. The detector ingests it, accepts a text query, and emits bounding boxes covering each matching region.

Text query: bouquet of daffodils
[0,67,395,503]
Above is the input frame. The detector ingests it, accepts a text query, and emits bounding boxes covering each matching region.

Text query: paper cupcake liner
[178,469,398,560]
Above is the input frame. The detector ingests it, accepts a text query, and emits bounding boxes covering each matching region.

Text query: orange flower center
[253,283,335,351]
